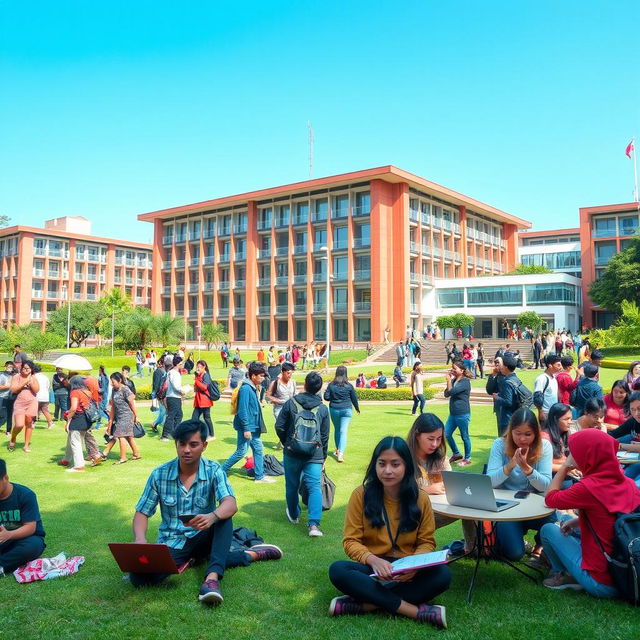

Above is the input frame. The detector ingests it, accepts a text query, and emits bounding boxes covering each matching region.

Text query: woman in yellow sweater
[328,436,451,629]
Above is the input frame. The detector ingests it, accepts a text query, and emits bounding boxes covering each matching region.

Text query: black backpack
[585,508,640,605]
[508,378,533,410]
[287,399,322,457]
[204,375,221,402]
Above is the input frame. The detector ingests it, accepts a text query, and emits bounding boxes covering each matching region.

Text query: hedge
[354,386,436,401]
[601,359,634,371]
[600,347,640,359]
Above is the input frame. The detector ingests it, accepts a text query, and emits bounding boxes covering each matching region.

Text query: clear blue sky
[1,1,639,243]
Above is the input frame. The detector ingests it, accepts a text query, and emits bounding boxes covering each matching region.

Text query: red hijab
[568,429,640,514]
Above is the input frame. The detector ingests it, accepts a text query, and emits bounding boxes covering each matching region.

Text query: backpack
[287,399,322,457]
[230,382,243,415]
[156,375,169,401]
[584,508,640,605]
[81,391,101,425]
[205,378,221,402]
[508,378,533,410]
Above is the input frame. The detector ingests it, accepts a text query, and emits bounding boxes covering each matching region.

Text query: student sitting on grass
[541,429,640,596]
[130,419,282,604]
[487,408,554,561]
[0,458,46,576]
[392,366,406,388]
[328,436,451,629]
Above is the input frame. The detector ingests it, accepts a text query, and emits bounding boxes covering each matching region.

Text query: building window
[594,241,617,266]
[355,317,371,341]
[314,318,326,340]
[295,319,307,342]
[593,217,617,238]
[525,284,577,305]
[235,320,245,341]
[437,288,464,307]
[294,201,309,225]
[277,320,288,341]
[259,319,270,341]
[333,226,348,249]
[619,215,639,237]
[333,318,348,341]
[313,198,328,222]
[467,286,522,306]
[355,191,370,215]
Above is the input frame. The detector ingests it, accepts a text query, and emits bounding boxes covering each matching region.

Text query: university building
[0,216,152,329]
[138,166,530,344]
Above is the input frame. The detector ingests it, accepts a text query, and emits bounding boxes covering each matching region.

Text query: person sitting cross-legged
[130,419,282,604]
[0,458,46,576]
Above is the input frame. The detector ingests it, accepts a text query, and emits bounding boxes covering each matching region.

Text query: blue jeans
[494,513,557,561]
[540,518,619,598]
[411,394,426,414]
[153,401,167,428]
[222,430,264,480]
[283,455,322,526]
[445,412,471,459]
[624,462,640,487]
[330,407,352,453]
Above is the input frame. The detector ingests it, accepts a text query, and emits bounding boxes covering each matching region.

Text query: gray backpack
[287,399,321,457]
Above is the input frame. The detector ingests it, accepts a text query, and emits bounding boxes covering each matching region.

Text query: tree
[507,264,553,275]
[589,238,640,316]
[121,309,157,350]
[436,314,474,336]
[607,300,640,346]
[28,332,65,359]
[47,301,108,347]
[100,288,132,356]
[517,310,544,332]
[153,314,185,348]
[200,322,229,350]
[0,215,10,228]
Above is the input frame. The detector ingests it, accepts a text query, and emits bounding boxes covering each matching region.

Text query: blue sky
[1,1,639,243]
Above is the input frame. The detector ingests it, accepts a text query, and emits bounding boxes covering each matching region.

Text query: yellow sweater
[342,485,436,564]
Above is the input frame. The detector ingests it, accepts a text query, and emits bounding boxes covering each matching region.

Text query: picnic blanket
[13,553,85,583]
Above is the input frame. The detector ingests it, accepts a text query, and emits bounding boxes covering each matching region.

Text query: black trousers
[54,393,69,420]
[0,396,14,433]
[163,397,183,439]
[0,535,46,573]
[328,560,451,614]
[192,407,214,437]
[477,360,484,379]
[130,517,248,587]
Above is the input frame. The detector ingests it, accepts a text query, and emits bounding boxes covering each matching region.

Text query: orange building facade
[138,166,530,344]
[0,216,152,329]
[579,202,640,328]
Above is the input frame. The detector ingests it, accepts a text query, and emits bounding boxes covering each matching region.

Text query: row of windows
[437,283,580,308]
[520,236,580,246]
[593,213,639,238]
[521,251,581,270]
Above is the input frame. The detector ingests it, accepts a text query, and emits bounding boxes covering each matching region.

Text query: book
[617,451,640,461]
[370,549,450,577]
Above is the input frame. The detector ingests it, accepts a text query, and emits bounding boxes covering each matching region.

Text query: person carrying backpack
[492,355,532,436]
[275,372,330,538]
[541,428,640,597]
[151,358,168,433]
[192,359,219,441]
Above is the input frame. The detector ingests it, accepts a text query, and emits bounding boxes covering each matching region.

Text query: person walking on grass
[410,362,426,416]
[533,354,561,425]
[266,362,297,451]
[275,372,330,538]
[33,365,53,430]
[324,365,360,463]
[102,372,141,465]
[8,360,39,453]
[161,355,186,442]
[222,362,275,484]
[444,359,473,467]
[192,360,216,441]
[0,362,16,436]
[151,357,168,433]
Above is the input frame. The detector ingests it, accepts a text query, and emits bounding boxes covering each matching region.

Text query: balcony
[293,245,307,255]
[275,305,288,314]
[454,252,461,263]
[218,281,230,290]
[87,293,97,301]
[258,278,271,287]
[453,223,461,235]
[467,256,475,268]
[410,273,420,284]
[409,241,419,254]
[258,306,271,314]
[275,247,289,257]
[594,255,612,266]
[466,229,475,241]
[333,239,349,250]
[333,271,348,282]
[218,227,231,237]
[174,259,185,268]
[33,269,44,277]
[219,254,230,263]
[312,273,326,283]
[135,297,149,305]
[442,220,452,233]
[444,250,453,261]
[203,282,215,291]
[203,228,216,239]
[233,224,247,234]
[354,301,371,312]
[188,310,199,318]
[125,278,134,285]
[218,307,229,315]
[353,205,370,217]
[292,215,308,226]
[73,292,82,300]
[353,237,370,249]
[422,244,431,256]
[293,304,306,314]
[203,307,213,316]
[293,274,307,285]
[258,249,271,259]
[31,290,43,298]
[312,212,327,223]
[354,269,370,280]
[432,218,443,230]
[48,271,60,279]
[161,286,171,295]
[188,284,200,293]
[422,274,432,285]
[235,306,246,315]
[257,220,272,231]
[188,231,201,242]
[235,251,247,261]
[409,209,419,223]
[34,248,47,256]
[162,261,172,270]
[162,236,173,246]
[433,247,443,259]
[332,208,349,220]
[87,274,97,282]
[234,279,246,289]
[30,312,42,321]
[174,285,185,294]
[204,256,215,266]
[190,258,200,267]
[410,303,418,313]
[275,276,289,286]
[421,214,431,227]
[274,217,290,229]
[333,302,347,313]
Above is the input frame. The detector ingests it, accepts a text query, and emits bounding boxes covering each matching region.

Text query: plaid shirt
[135,457,234,549]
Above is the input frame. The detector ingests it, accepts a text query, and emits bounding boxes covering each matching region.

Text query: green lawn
[0,402,635,640]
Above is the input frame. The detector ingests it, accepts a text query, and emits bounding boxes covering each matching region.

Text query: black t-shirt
[0,483,45,538]
[609,417,640,442]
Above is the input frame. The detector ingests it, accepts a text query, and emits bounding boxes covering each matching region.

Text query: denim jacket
[233,381,266,433]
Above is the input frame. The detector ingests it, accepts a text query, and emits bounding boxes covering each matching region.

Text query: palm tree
[200,322,229,350]
[122,309,157,350]
[101,288,131,356]
[153,313,185,348]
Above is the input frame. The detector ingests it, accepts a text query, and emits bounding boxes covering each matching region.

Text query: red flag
[626,140,635,158]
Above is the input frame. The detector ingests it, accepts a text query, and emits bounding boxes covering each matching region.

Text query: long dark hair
[544,402,571,459]
[504,408,543,463]
[332,365,348,386]
[406,413,446,479]
[363,436,421,534]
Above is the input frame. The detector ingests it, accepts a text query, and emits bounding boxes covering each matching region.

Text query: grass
[0,402,636,640]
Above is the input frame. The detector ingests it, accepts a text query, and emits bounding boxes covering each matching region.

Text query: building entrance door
[481,320,492,338]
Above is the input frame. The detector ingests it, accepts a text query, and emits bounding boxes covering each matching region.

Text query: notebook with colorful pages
[370,549,450,577]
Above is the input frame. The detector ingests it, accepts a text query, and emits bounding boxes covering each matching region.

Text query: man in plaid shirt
[131,418,282,604]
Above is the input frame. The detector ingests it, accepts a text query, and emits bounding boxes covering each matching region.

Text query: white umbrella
[52,354,93,371]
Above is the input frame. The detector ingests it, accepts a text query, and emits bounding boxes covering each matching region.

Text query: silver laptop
[441,471,518,512]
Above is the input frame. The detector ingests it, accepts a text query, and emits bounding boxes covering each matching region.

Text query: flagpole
[633,137,639,203]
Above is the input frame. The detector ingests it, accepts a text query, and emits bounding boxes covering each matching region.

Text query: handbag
[300,470,335,511]
[81,391,101,424]
[133,421,146,438]
[150,397,159,412]
[48,388,55,404]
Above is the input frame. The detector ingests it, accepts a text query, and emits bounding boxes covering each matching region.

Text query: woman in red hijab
[541,428,640,596]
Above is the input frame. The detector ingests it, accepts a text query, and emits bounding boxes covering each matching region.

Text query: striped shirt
[135,457,234,549]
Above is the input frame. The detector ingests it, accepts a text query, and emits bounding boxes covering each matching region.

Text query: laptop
[441,471,518,512]
[108,543,190,574]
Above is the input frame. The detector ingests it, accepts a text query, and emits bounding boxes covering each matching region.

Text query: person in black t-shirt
[0,458,46,575]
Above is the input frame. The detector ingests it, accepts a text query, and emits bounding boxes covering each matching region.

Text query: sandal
[7,442,15,451]
[131,455,142,460]
[113,459,128,465]
[23,448,32,453]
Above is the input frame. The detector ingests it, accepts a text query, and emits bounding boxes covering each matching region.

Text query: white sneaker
[255,476,276,483]
[308,526,324,537]
[66,467,85,473]
[286,507,299,524]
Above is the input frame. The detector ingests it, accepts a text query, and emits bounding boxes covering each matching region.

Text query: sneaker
[416,604,447,629]
[543,572,583,590]
[309,525,324,537]
[58,460,70,467]
[250,544,283,562]
[456,459,472,467]
[285,507,299,524]
[336,451,344,463]
[206,436,216,442]
[198,579,224,604]
[255,476,276,483]
[328,595,363,617]
[449,454,463,463]
[66,467,85,473]
[159,437,171,442]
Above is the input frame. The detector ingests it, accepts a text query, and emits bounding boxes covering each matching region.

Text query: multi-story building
[139,166,530,344]
[0,216,152,329]
[518,228,582,278]
[579,202,640,328]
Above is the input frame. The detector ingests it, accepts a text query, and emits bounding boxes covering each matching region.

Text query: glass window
[525,284,577,305]
[333,226,348,249]
[467,286,522,306]
[333,318,348,341]
[333,256,348,279]
[313,198,328,221]
[594,241,617,265]
[259,320,270,341]
[294,201,309,224]
[355,191,370,214]
[295,319,307,341]
[593,217,617,238]
[333,194,349,218]
[314,228,327,248]
[619,215,639,236]
[437,288,464,307]
[355,224,370,247]
[314,318,326,340]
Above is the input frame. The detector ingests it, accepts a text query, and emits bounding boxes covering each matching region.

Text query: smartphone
[178,514,197,525]
[514,491,529,499]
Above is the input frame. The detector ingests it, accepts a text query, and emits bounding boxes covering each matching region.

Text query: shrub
[600,347,640,359]
[601,359,633,371]
[355,387,436,401]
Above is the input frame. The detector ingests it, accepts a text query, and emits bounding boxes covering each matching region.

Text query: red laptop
[108,543,190,574]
